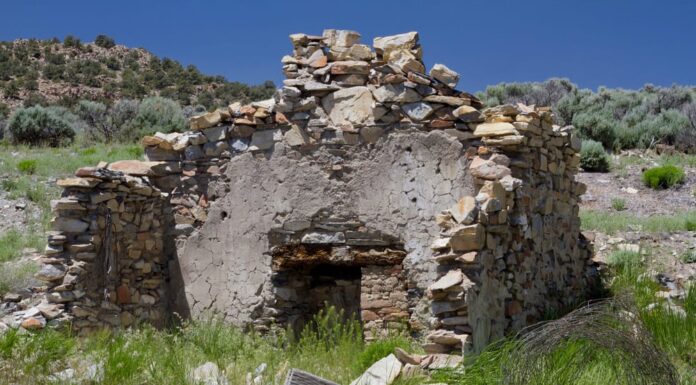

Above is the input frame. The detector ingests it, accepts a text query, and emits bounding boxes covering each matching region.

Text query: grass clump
[642,165,686,189]
[580,210,696,234]
[580,139,610,172]
[0,307,419,385]
[16,159,37,174]
[0,261,38,296]
[0,229,43,263]
[612,197,627,211]
[680,250,696,264]
[606,250,642,270]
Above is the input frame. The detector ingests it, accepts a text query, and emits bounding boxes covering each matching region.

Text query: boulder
[57,178,100,188]
[453,105,484,122]
[429,270,463,292]
[429,64,459,88]
[189,362,229,385]
[249,129,282,151]
[52,217,89,233]
[469,157,511,180]
[322,86,374,125]
[423,95,467,106]
[107,160,172,177]
[330,61,370,75]
[190,110,222,130]
[449,196,477,224]
[449,224,485,251]
[284,126,310,146]
[373,32,419,54]
[350,354,403,385]
[401,102,434,121]
[372,84,421,103]
[472,122,518,138]
[323,29,361,47]
[35,264,66,282]
[384,49,424,74]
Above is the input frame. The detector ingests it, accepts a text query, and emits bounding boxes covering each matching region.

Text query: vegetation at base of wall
[0,252,693,384]
[642,165,686,189]
[432,251,695,385]
[0,260,37,296]
[580,210,696,234]
[0,308,421,385]
[580,139,610,172]
[478,79,696,153]
[0,229,43,263]
[0,36,276,111]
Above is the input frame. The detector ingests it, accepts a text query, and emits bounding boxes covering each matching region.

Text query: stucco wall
[172,130,475,326]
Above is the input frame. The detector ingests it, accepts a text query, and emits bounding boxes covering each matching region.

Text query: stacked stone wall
[2,29,594,353]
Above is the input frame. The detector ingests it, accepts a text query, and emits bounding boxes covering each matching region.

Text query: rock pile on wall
[0,29,594,355]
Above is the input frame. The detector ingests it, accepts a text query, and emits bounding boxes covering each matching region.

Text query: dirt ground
[578,153,696,288]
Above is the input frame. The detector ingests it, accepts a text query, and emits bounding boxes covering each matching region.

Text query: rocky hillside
[0,35,275,113]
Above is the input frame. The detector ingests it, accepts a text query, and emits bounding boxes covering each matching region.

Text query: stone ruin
[1,30,595,354]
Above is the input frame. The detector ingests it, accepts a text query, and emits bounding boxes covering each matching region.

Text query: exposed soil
[578,154,696,287]
[578,161,696,216]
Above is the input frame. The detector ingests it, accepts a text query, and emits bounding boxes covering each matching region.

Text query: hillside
[0,35,275,114]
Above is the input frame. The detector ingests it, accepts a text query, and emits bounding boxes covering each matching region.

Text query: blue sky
[1,0,695,92]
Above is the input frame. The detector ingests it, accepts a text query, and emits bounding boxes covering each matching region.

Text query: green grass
[580,210,696,234]
[433,250,696,385]
[0,260,38,296]
[611,197,627,211]
[612,153,696,172]
[0,142,144,179]
[0,229,44,263]
[0,142,142,264]
[0,307,420,385]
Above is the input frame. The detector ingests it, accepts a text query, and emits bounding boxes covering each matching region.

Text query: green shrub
[642,165,685,189]
[611,198,626,211]
[63,35,81,48]
[7,106,75,146]
[17,159,37,174]
[95,34,116,49]
[579,140,610,172]
[122,96,185,141]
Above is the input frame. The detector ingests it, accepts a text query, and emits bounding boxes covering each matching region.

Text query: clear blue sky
[2,0,694,92]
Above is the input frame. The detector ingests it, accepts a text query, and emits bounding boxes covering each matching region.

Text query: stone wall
[424,105,593,354]
[2,29,594,353]
[42,167,173,333]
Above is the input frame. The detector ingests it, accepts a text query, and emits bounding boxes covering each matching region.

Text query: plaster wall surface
[173,130,475,324]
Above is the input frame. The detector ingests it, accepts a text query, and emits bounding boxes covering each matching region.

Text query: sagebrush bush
[121,97,186,141]
[642,165,685,189]
[7,106,75,146]
[75,100,113,142]
[579,140,610,172]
